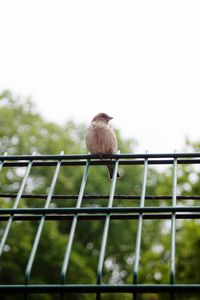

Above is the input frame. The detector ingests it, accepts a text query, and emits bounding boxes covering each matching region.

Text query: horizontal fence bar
[0,213,200,221]
[1,206,200,215]
[1,193,200,200]
[2,158,200,168]
[0,284,200,293]
[1,152,200,161]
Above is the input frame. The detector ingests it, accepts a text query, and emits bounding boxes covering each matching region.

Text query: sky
[0,0,200,153]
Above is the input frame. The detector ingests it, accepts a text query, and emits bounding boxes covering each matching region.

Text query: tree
[1,90,200,300]
[0,90,140,300]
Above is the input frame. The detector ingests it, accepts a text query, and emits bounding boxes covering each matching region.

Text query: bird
[86,112,120,179]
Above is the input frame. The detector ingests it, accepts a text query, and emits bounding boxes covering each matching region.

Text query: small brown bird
[86,113,120,179]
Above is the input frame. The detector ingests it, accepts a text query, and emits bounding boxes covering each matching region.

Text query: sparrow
[86,113,120,179]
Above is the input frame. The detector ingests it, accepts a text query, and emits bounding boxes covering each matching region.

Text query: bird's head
[92,113,113,124]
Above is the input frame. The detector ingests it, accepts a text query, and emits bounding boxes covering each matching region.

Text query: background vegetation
[0,90,200,300]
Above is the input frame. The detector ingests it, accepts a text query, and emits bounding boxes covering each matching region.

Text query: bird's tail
[107,164,120,180]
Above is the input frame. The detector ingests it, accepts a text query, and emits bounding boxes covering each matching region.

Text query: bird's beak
[108,116,113,121]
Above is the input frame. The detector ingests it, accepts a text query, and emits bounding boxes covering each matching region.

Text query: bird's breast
[86,122,117,154]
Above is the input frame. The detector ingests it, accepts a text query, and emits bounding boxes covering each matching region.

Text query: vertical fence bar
[25,151,64,287]
[96,158,120,300]
[170,157,177,299]
[0,154,33,257]
[133,156,148,300]
[61,159,90,281]
[0,152,7,173]
[60,159,90,300]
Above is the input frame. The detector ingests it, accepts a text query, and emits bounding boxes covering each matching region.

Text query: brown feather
[86,113,120,179]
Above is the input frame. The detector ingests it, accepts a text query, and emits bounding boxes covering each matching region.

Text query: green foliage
[0,90,84,155]
[0,90,200,300]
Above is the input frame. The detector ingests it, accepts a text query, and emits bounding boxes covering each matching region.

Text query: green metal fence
[0,153,200,299]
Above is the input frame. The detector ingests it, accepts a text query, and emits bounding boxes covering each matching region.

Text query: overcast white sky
[0,0,200,153]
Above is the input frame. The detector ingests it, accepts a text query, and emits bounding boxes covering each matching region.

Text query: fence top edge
[1,152,200,161]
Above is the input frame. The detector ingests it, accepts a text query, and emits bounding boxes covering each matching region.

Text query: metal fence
[0,153,200,299]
